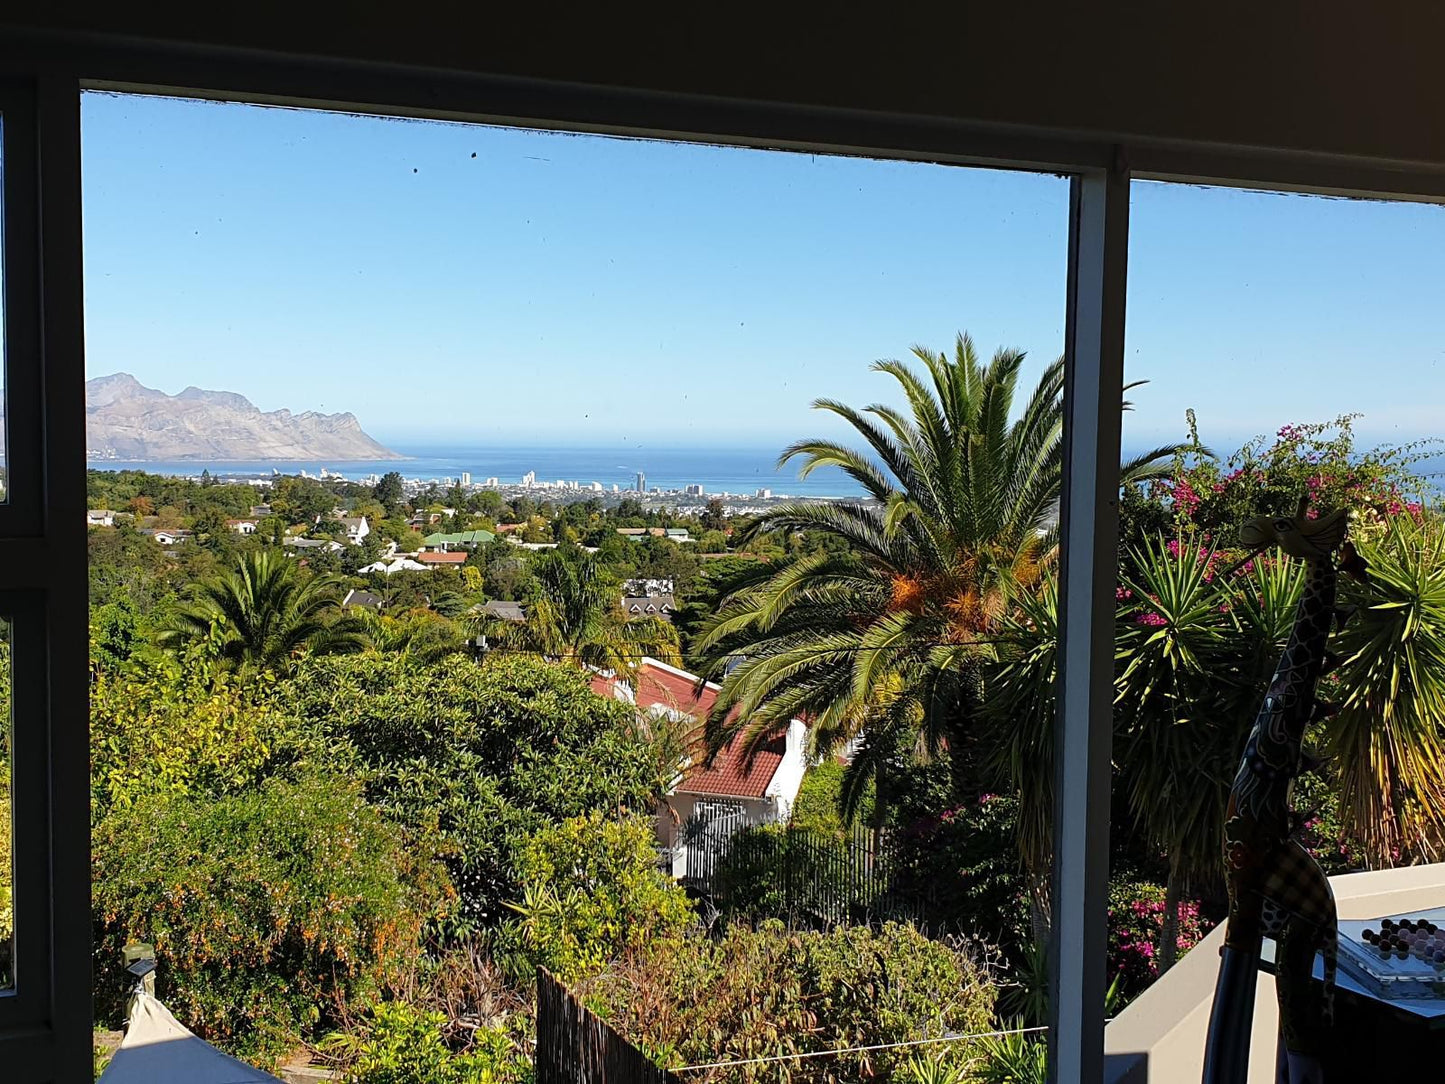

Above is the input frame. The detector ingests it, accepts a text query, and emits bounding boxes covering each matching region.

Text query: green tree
[696,334,1181,809]
[160,550,368,674]
[373,471,405,513]
[284,653,663,932]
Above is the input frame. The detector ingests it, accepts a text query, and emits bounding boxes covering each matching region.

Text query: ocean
[84,444,1445,502]
[86,445,865,499]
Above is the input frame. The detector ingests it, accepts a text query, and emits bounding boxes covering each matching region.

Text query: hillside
[86,373,403,461]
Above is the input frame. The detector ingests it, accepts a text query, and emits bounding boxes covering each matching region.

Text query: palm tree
[491,549,682,678]
[696,333,1183,805]
[160,550,368,673]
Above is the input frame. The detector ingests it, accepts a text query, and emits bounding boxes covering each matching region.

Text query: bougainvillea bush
[1120,413,1433,554]
[1107,881,1208,1000]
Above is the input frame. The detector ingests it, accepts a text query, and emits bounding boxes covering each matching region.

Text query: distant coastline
[87,444,866,500]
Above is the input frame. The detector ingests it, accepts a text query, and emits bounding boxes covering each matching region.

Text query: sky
[79,92,1445,454]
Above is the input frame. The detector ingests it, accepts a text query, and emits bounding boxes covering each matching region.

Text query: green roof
[423,529,495,546]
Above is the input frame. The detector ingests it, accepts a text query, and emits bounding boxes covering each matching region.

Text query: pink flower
[1136,612,1167,627]
[1116,586,1133,601]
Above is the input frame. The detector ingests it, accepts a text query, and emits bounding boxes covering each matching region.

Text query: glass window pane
[1111,181,1445,1076]
[83,91,1072,1077]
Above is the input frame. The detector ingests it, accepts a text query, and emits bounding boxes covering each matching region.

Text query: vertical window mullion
[1051,161,1130,1084]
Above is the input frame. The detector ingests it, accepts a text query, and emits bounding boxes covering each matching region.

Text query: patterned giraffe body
[1222,553,1340,1056]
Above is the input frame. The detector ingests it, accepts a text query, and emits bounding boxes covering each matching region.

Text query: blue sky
[80,93,1445,453]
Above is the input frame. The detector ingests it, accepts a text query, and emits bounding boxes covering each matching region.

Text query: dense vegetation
[78,336,1445,1081]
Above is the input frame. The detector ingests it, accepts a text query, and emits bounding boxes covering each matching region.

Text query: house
[226,518,259,535]
[415,550,467,568]
[590,658,808,879]
[338,515,370,544]
[623,577,674,597]
[358,556,429,574]
[86,509,115,527]
[422,529,495,552]
[621,595,676,618]
[283,536,345,554]
[138,528,190,546]
[616,526,666,538]
[665,528,691,543]
[341,588,385,612]
[475,599,525,623]
[249,504,272,517]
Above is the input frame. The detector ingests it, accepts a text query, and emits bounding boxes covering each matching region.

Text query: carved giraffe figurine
[1202,504,1365,1084]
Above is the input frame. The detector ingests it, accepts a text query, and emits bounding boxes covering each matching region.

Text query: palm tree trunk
[1158,866,1182,974]
[1028,870,1052,948]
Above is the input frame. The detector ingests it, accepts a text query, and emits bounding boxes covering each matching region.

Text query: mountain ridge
[86,373,404,461]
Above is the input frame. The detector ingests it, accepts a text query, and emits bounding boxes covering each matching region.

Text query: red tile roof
[592,660,784,799]
[416,551,467,564]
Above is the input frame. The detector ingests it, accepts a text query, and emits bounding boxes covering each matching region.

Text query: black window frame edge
[0,27,1442,1084]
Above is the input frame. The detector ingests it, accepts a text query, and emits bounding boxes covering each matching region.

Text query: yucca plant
[1114,536,1241,971]
[1328,513,1445,864]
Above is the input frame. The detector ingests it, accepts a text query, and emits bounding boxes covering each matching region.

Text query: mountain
[86,373,404,461]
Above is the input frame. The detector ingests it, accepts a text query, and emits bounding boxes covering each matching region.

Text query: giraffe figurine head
[1239,499,1349,564]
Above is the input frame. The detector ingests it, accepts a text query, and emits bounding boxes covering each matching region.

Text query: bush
[284,654,661,933]
[92,773,448,1064]
[90,655,316,820]
[889,794,1031,947]
[582,921,995,1082]
[1106,881,1206,999]
[324,1001,532,1084]
[504,813,693,985]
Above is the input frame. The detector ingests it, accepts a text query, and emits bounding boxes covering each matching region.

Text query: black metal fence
[535,968,680,1084]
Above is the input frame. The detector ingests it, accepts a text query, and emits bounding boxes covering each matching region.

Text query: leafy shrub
[889,794,1031,947]
[90,655,315,820]
[285,654,660,933]
[504,813,693,984]
[323,1001,532,1084]
[92,773,448,1064]
[582,920,995,1083]
[788,760,870,836]
[1106,881,1206,998]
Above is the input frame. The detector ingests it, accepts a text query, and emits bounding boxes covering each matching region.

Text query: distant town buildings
[521,470,536,487]
[484,476,499,487]
[460,472,471,486]
[755,488,772,499]
[684,484,704,496]
[636,471,646,493]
